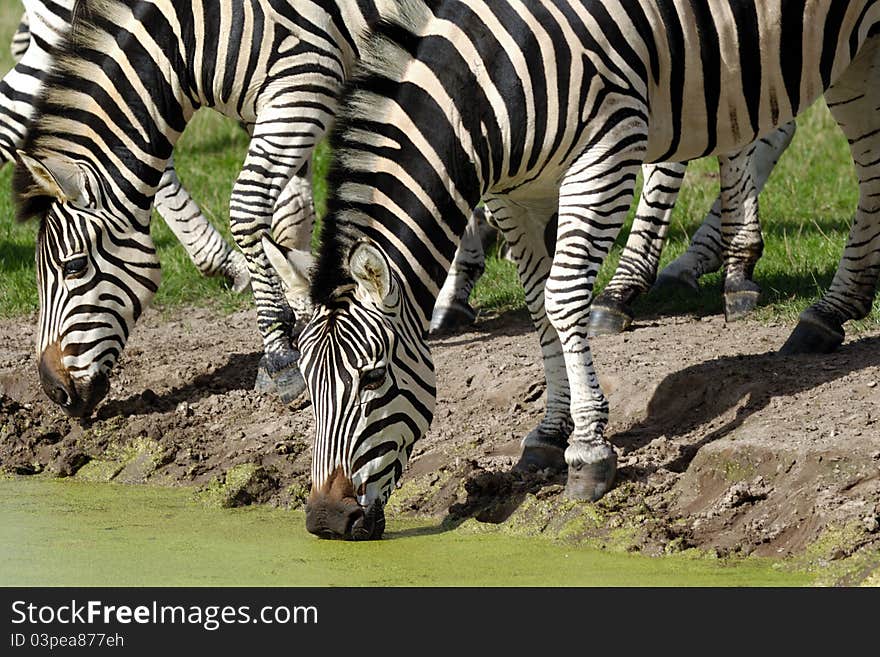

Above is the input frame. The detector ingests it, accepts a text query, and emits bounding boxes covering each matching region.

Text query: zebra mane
[13,0,119,222]
[310,0,438,306]
[12,0,144,223]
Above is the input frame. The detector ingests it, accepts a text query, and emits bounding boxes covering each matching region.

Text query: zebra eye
[63,256,88,278]
[360,366,387,391]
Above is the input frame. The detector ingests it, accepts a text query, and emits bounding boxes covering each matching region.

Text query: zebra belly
[642,0,880,163]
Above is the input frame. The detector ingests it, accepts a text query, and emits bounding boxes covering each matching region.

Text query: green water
[0,479,812,586]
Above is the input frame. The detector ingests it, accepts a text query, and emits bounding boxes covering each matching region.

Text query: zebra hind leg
[718,147,764,321]
[485,198,572,474]
[254,170,318,395]
[781,43,880,354]
[656,123,796,318]
[589,162,686,336]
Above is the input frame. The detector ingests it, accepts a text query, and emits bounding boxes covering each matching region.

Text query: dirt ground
[2,302,879,582]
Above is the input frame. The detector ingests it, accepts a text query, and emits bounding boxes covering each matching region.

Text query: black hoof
[563,452,617,502]
[723,288,760,322]
[254,357,307,404]
[254,357,275,393]
[429,301,477,334]
[652,270,699,295]
[723,278,761,322]
[512,444,567,474]
[779,310,844,355]
[588,299,634,337]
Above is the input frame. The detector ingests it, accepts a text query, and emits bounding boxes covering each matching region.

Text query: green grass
[0,1,877,329]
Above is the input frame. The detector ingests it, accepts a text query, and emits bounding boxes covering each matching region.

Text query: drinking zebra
[1,3,260,293]
[13,0,387,416]
[275,0,880,539]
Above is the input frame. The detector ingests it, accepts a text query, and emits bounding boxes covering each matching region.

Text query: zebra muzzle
[38,344,110,418]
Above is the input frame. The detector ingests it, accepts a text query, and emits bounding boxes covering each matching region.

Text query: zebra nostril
[348,502,385,541]
[53,383,71,407]
[346,506,368,540]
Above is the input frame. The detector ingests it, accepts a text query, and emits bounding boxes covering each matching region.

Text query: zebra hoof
[563,446,617,502]
[512,444,567,474]
[723,283,761,322]
[587,299,633,336]
[223,252,252,294]
[779,310,845,355]
[254,357,307,404]
[652,269,699,295]
[429,301,477,334]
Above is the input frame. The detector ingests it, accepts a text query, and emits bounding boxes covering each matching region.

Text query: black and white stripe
[297,0,880,513]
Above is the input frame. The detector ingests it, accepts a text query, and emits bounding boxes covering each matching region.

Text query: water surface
[0,479,812,586]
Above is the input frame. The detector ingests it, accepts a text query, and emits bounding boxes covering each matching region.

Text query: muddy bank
[1,305,879,584]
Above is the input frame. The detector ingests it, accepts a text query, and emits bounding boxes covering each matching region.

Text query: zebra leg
[153,161,251,293]
[781,45,880,354]
[656,123,797,295]
[270,162,316,251]
[10,11,29,62]
[430,206,488,333]
[485,198,572,474]
[252,165,318,394]
[545,139,645,501]
[589,163,687,335]
[717,148,764,321]
[230,133,313,403]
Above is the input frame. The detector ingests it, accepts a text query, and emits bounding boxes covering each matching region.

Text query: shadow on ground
[95,351,262,420]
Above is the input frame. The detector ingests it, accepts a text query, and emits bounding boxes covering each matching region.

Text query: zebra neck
[320,112,482,329]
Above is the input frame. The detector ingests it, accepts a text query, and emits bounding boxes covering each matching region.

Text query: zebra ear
[262,235,312,302]
[16,151,88,205]
[349,241,392,305]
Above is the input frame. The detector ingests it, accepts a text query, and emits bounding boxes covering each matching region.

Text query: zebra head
[15,152,161,418]
[268,239,436,541]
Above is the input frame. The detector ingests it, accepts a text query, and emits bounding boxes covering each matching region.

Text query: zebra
[271,0,880,539]
[10,10,30,61]
[10,0,506,417]
[1,3,258,294]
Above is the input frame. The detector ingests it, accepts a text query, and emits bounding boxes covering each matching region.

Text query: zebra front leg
[547,142,644,501]
[154,160,251,292]
[656,122,796,304]
[590,162,686,335]
[486,198,572,473]
[231,137,312,403]
[430,206,489,333]
[782,50,880,354]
